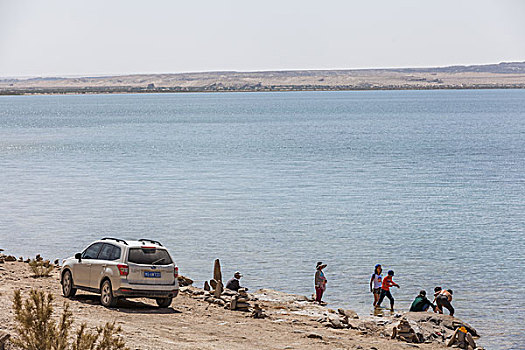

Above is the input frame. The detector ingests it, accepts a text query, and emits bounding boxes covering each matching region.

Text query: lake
[1,90,524,349]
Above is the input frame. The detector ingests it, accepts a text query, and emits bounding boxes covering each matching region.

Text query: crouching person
[409,290,436,312]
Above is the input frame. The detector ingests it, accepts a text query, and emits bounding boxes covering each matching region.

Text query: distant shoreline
[2,61,524,96]
[1,84,524,96]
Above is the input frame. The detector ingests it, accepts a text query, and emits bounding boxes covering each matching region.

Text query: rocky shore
[0,251,481,349]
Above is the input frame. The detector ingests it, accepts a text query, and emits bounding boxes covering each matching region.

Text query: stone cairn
[391,318,423,343]
[182,258,263,315]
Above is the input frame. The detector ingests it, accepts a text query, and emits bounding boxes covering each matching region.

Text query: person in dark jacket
[225,271,245,291]
[409,290,436,312]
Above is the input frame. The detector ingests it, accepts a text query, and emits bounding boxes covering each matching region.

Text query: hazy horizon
[1,0,524,77]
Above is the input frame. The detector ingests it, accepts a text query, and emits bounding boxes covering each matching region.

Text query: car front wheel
[156,297,172,308]
[62,270,77,298]
[100,280,118,307]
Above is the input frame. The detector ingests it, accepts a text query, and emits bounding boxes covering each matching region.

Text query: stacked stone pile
[230,288,251,311]
[250,303,266,318]
[180,259,263,315]
[391,318,423,343]
[316,308,360,330]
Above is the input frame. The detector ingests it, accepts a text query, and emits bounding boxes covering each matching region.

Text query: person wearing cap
[225,271,245,292]
[369,264,383,306]
[314,262,327,304]
[409,290,436,312]
[376,270,399,311]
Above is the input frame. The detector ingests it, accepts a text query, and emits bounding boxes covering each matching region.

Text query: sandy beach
[0,256,480,350]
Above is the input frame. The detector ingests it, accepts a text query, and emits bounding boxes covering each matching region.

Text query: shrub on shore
[12,289,128,350]
[28,259,54,277]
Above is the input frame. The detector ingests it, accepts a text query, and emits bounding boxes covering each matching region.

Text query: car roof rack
[137,238,163,247]
[101,237,128,245]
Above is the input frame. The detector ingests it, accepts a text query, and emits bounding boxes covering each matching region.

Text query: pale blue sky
[1,0,524,77]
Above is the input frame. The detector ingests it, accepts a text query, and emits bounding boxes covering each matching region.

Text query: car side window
[98,244,116,260]
[111,246,122,260]
[82,243,103,259]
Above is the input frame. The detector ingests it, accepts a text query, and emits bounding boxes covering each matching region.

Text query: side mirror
[74,253,82,262]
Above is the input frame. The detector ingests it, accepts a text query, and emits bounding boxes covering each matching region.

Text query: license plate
[144,271,161,278]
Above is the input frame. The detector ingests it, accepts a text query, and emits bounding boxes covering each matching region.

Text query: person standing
[314,262,327,304]
[376,270,400,311]
[369,264,383,306]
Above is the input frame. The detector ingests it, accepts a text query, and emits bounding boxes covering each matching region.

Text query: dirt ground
[0,261,447,350]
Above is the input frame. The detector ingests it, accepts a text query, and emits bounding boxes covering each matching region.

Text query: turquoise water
[0,90,524,349]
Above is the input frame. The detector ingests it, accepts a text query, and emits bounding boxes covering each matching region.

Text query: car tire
[100,279,118,308]
[156,297,172,308]
[62,270,77,298]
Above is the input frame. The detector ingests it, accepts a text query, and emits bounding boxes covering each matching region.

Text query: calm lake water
[0,90,524,349]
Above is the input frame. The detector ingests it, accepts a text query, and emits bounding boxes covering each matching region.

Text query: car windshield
[127,247,173,265]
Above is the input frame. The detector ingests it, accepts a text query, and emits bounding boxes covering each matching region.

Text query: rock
[307,333,323,339]
[338,308,359,319]
[5,255,16,262]
[177,275,193,286]
[35,254,42,261]
[204,281,210,291]
[222,289,236,296]
[18,256,23,262]
[230,298,237,310]
[214,299,225,306]
[235,302,250,309]
[213,259,222,282]
[214,280,223,298]
[181,286,204,295]
[250,303,267,318]
[210,279,217,290]
[328,315,345,329]
[54,259,59,265]
[237,297,249,303]
[0,331,10,350]
[403,312,479,338]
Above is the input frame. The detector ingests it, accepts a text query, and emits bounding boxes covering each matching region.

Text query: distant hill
[1,61,524,95]
[389,61,525,74]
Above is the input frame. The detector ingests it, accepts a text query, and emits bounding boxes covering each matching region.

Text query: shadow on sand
[69,294,182,314]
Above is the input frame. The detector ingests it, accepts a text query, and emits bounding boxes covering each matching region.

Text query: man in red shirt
[376,270,400,311]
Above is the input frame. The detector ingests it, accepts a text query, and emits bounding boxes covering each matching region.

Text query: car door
[73,243,102,288]
[90,243,119,288]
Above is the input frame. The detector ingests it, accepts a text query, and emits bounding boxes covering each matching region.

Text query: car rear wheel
[62,270,77,298]
[156,297,172,308]
[100,280,118,307]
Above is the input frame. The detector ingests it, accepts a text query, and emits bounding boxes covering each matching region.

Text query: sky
[0,0,524,77]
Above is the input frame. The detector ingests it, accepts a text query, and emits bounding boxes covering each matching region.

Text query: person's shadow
[68,294,182,314]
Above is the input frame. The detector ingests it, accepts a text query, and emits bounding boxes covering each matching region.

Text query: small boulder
[307,333,323,339]
[338,308,359,319]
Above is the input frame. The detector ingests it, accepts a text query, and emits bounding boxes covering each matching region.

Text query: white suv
[61,238,179,308]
